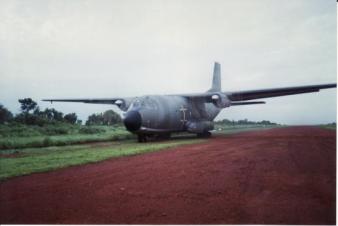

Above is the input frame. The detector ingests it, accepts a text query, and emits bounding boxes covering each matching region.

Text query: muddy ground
[0,126,335,224]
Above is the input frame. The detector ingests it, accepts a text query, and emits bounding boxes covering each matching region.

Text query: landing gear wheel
[137,134,148,143]
[197,131,212,138]
[158,133,171,140]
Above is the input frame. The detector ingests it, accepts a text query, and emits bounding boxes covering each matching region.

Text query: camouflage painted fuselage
[124,95,220,134]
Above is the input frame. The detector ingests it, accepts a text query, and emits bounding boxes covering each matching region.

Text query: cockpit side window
[129,97,158,110]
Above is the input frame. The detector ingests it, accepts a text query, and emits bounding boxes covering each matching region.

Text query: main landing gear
[137,133,171,143]
[138,134,147,143]
[197,131,212,138]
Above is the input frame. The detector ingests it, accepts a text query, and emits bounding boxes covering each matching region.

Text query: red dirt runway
[0,126,335,224]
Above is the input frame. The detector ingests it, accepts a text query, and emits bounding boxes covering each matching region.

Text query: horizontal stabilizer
[231,101,265,106]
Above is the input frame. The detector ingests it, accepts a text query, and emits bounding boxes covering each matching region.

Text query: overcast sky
[0,0,336,125]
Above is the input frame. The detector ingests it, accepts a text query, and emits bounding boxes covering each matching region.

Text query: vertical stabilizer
[209,62,221,92]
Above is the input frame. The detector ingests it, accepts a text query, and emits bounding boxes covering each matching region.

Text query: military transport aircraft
[43,62,336,142]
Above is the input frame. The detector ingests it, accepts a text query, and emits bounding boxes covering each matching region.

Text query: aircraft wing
[226,83,336,101]
[42,98,135,111]
[42,98,121,104]
[43,83,336,109]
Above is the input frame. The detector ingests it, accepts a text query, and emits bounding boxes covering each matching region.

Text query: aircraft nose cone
[123,111,142,132]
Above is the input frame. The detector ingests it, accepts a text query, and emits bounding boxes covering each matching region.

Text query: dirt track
[0,126,335,224]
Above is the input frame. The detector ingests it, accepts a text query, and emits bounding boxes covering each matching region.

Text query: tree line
[215,118,278,126]
[0,98,122,126]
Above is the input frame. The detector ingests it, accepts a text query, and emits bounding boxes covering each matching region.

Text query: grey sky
[0,0,336,125]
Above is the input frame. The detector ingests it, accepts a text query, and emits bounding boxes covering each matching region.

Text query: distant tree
[42,108,54,120]
[86,113,104,125]
[15,98,40,125]
[215,118,278,126]
[86,110,122,126]
[24,114,40,125]
[222,119,232,124]
[0,104,13,124]
[50,108,64,121]
[13,98,80,125]
[14,112,41,125]
[33,107,39,114]
[238,119,249,124]
[102,110,121,125]
[260,120,270,125]
[64,113,77,124]
[18,98,38,113]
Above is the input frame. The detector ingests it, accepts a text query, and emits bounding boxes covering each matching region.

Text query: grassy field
[0,124,133,149]
[0,123,280,150]
[0,139,204,180]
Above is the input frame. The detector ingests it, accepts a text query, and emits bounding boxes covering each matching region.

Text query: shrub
[43,126,69,135]
[79,127,105,134]
[43,137,52,146]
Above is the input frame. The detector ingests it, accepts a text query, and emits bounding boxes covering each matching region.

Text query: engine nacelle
[186,121,214,133]
[211,92,231,108]
[115,99,132,111]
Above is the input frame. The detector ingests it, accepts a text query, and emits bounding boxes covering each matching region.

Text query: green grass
[320,124,336,130]
[0,139,204,180]
[0,123,281,150]
[0,124,133,149]
[214,124,280,134]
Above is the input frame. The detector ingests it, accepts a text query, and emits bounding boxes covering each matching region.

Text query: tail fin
[209,62,221,92]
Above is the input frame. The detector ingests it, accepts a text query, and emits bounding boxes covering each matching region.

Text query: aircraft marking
[180,106,188,124]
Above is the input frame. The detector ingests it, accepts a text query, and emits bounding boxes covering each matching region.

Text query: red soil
[0,126,335,224]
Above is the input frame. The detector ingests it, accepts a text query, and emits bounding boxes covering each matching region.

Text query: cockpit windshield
[128,97,157,111]
[129,99,141,110]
